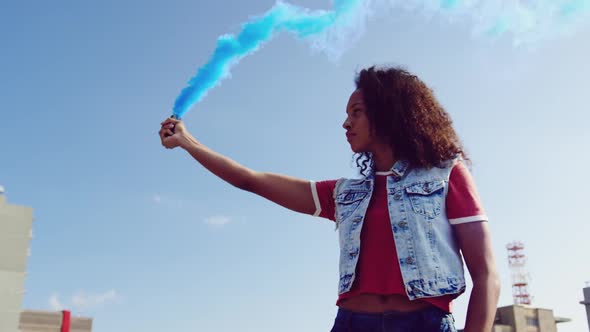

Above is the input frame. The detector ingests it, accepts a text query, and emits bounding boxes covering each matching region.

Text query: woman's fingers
[159,123,175,134]
[159,118,183,149]
[161,117,180,126]
[159,123,174,130]
[158,128,174,137]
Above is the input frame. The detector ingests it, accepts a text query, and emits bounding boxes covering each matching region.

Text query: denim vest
[334,159,466,300]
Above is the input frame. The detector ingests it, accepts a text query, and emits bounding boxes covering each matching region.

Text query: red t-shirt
[311,162,487,313]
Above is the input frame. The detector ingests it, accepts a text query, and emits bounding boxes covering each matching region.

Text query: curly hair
[354,66,467,175]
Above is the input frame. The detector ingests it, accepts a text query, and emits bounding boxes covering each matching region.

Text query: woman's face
[343,90,373,153]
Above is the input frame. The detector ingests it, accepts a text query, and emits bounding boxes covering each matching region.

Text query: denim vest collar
[390,159,409,178]
[366,159,409,180]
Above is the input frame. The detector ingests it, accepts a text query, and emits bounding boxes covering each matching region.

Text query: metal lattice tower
[507,241,532,305]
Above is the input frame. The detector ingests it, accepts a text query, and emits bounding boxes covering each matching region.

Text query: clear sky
[1,1,589,331]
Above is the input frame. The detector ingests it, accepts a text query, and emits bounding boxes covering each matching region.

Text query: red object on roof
[61,310,71,332]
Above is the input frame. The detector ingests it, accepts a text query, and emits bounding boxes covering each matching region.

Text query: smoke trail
[172,0,589,119]
[172,0,364,118]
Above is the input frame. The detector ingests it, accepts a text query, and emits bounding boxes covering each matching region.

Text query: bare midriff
[338,294,434,313]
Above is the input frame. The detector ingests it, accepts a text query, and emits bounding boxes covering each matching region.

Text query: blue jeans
[330,307,457,332]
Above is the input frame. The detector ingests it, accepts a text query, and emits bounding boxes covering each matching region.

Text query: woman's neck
[372,144,395,172]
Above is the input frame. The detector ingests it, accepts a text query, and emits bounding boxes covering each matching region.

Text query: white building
[0,186,34,332]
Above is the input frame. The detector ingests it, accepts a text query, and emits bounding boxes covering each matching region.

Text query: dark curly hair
[354,66,467,176]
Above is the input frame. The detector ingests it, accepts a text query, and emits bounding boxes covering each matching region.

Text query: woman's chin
[350,146,366,153]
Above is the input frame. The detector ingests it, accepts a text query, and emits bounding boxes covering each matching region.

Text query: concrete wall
[494,305,558,332]
[492,325,514,332]
[19,310,93,332]
[537,308,556,332]
[0,193,33,332]
[19,310,62,332]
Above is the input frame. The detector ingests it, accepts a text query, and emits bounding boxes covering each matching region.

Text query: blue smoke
[172,0,589,119]
[172,1,362,119]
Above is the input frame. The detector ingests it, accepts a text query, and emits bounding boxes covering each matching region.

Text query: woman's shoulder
[407,158,461,180]
[334,176,373,193]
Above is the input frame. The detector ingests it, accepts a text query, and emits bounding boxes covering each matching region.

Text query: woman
[159,66,500,332]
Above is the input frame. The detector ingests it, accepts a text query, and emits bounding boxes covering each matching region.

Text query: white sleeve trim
[310,181,321,217]
[449,215,488,225]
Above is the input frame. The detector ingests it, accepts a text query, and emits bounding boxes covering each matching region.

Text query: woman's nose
[342,118,351,130]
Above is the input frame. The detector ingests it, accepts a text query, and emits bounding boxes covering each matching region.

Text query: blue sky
[1,1,589,331]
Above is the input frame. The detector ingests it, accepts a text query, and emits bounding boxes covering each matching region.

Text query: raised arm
[159,118,316,215]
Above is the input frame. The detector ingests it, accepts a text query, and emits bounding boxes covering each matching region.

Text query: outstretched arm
[159,118,316,215]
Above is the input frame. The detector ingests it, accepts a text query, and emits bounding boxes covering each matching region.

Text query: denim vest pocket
[405,180,445,219]
[336,191,367,220]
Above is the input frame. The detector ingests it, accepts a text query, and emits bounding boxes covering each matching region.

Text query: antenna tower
[507,241,532,305]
